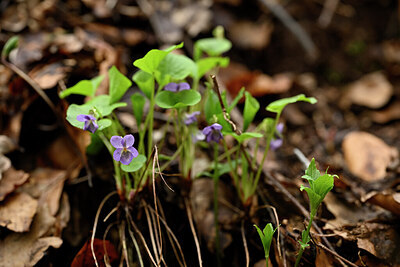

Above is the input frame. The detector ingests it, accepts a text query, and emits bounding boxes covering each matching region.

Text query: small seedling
[295,158,337,267]
[254,223,278,267]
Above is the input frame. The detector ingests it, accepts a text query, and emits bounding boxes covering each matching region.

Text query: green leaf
[204,90,222,122]
[155,89,201,109]
[312,174,334,199]
[131,92,146,126]
[301,158,320,182]
[157,53,197,81]
[254,223,278,262]
[266,94,317,114]
[133,43,184,74]
[227,87,245,113]
[300,187,322,214]
[254,224,267,252]
[59,75,104,98]
[194,38,232,60]
[132,70,154,99]
[215,159,240,176]
[109,66,132,104]
[2,36,18,58]
[243,91,260,132]
[121,154,146,172]
[86,95,127,116]
[227,132,262,143]
[66,95,126,129]
[196,57,229,78]
[97,119,112,130]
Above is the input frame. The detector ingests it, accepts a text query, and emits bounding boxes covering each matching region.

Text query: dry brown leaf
[29,61,71,89]
[344,72,393,109]
[53,33,84,54]
[370,101,400,124]
[342,131,398,181]
[1,3,28,32]
[315,248,334,267]
[21,168,67,216]
[221,62,293,97]
[0,205,62,267]
[0,192,38,232]
[229,20,273,50]
[382,40,400,63]
[362,191,400,216]
[0,167,30,201]
[0,135,17,154]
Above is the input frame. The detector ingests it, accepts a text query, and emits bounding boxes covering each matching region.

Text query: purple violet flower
[270,123,284,151]
[192,130,205,143]
[110,134,139,165]
[202,123,223,143]
[164,82,191,92]
[184,111,200,125]
[76,114,99,133]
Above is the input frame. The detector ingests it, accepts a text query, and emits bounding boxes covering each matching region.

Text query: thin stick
[241,220,250,267]
[147,204,187,267]
[258,0,318,61]
[126,206,158,267]
[211,75,241,135]
[315,242,360,267]
[127,220,144,267]
[152,147,164,266]
[103,222,118,267]
[184,197,203,267]
[91,191,118,267]
[144,203,161,265]
[120,221,131,267]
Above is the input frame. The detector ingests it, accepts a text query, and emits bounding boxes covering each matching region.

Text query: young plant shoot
[295,158,337,267]
[254,223,279,267]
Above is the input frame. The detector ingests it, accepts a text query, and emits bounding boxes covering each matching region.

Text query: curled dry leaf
[28,61,71,89]
[221,62,293,98]
[362,191,400,216]
[21,168,67,216]
[0,205,63,267]
[0,192,38,232]
[342,131,398,182]
[343,72,393,109]
[0,167,30,201]
[370,101,400,124]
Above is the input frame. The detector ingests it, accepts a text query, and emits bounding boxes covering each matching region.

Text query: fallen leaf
[370,101,400,123]
[21,168,67,216]
[0,135,17,154]
[71,238,119,267]
[0,155,11,179]
[0,192,38,232]
[343,72,393,109]
[342,131,398,182]
[229,20,273,50]
[0,205,62,267]
[0,167,30,201]
[382,40,400,64]
[362,191,400,216]
[1,3,28,32]
[28,61,71,89]
[221,62,293,98]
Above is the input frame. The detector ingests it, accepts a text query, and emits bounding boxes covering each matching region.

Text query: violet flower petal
[127,147,139,158]
[113,148,123,161]
[164,82,179,92]
[211,123,222,131]
[86,120,98,133]
[178,82,190,91]
[184,111,200,125]
[276,123,284,133]
[123,134,135,147]
[110,136,124,148]
[120,150,134,165]
[270,139,283,151]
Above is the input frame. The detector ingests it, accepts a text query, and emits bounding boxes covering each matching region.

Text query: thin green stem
[251,113,280,195]
[98,132,122,190]
[295,212,315,267]
[213,144,221,267]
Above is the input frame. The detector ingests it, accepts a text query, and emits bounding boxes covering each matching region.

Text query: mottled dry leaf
[29,61,71,89]
[221,62,293,98]
[0,205,62,267]
[370,101,400,124]
[0,167,29,201]
[53,33,84,54]
[0,192,38,232]
[229,20,273,50]
[362,191,400,216]
[344,72,393,109]
[315,248,334,267]
[21,168,67,216]
[342,131,398,181]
